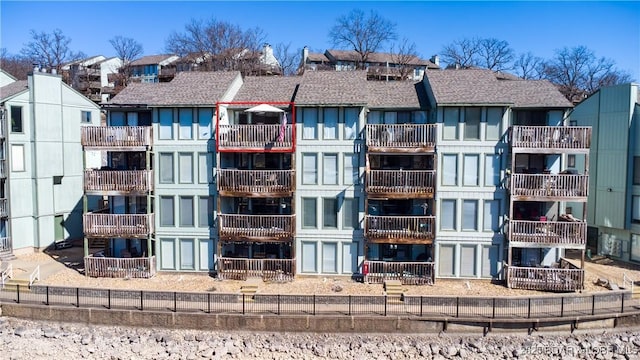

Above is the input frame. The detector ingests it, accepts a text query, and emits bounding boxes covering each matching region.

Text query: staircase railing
[1,263,13,288]
[623,272,634,294]
[29,265,40,287]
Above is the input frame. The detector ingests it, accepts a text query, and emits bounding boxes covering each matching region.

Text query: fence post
[561,297,564,317]
[76,287,80,308]
[527,298,531,318]
[492,298,496,318]
[277,294,280,315]
[108,289,111,310]
[384,295,387,317]
[621,292,625,314]
[592,294,595,315]
[45,286,49,306]
[456,297,459,318]
[420,296,423,317]
[140,290,143,311]
[174,292,177,313]
[16,284,19,304]
[207,293,211,314]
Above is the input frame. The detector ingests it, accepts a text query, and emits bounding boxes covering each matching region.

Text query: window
[443,107,459,140]
[322,243,338,273]
[180,239,195,270]
[344,108,359,140]
[463,154,479,186]
[483,200,500,232]
[179,196,194,227]
[343,153,359,185]
[160,238,175,269]
[486,107,502,140]
[631,235,640,262]
[634,157,640,185]
[54,215,64,241]
[179,108,193,139]
[484,154,500,186]
[198,196,213,227]
[159,153,174,183]
[198,108,212,139]
[81,110,92,123]
[323,153,338,184]
[464,108,481,140]
[10,106,23,133]
[110,112,125,126]
[302,153,317,184]
[301,242,317,272]
[342,198,359,229]
[633,196,640,224]
[462,200,478,231]
[198,153,210,184]
[442,154,458,186]
[438,244,455,276]
[482,245,499,278]
[160,196,175,226]
[323,198,338,228]
[302,108,317,139]
[159,109,173,140]
[460,245,477,277]
[10,145,24,172]
[178,153,193,183]
[441,200,456,230]
[323,108,338,139]
[302,198,317,228]
[199,239,214,271]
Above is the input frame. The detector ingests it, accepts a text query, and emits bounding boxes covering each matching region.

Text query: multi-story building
[0,68,101,259]
[63,55,123,102]
[570,83,639,264]
[130,54,181,83]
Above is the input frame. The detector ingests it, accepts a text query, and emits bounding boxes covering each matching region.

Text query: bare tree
[20,29,84,73]
[273,43,300,76]
[540,45,632,102]
[0,48,33,79]
[328,9,397,69]
[109,36,143,87]
[513,52,544,79]
[166,17,266,75]
[441,37,514,71]
[390,38,419,80]
[440,37,479,69]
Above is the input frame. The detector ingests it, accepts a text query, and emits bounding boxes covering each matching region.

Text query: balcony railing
[217,169,294,195]
[366,124,436,151]
[509,220,586,248]
[511,126,591,151]
[365,215,435,242]
[217,257,295,281]
[0,236,11,254]
[84,170,153,194]
[507,265,584,292]
[510,174,588,199]
[366,170,435,197]
[364,260,434,285]
[84,255,156,278]
[218,124,293,151]
[219,214,295,240]
[81,126,153,149]
[0,198,6,218]
[83,213,154,238]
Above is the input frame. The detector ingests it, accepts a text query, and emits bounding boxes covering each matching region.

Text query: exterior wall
[434,106,508,279]
[295,106,365,275]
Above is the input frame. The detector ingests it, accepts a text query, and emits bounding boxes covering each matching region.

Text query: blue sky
[1,1,639,80]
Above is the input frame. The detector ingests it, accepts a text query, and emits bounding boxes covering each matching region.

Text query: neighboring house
[301,47,440,81]
[63,55,123,103]
[170,44,283,76]
[130,54,180,83]
[570,83,640,263]
[0,68,101,259]
[423,69,587,291]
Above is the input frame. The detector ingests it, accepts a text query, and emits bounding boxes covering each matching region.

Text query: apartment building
[0,68,101,259]
[62,55,123,102]
[570,83,639,264]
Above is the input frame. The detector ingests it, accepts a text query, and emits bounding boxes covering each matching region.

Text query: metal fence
[0,284,634,319]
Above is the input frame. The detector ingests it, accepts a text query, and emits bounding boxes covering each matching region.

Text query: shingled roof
[0,80,28,102]
[107,71,241,106]
[424,69,572,108]
[326,49,439,68]
[296,71,369,105]
[130,54,177,66]
[232,76,300,104]
[367,81,428,109]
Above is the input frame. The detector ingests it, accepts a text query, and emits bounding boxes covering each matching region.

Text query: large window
[344,108,359,140]
[342,198,359,229]
[441,200,456,230]
[322,243,338,273]
[198,108,213,139]
[463,154,479,186]
[11,145,25,172]
[198,196,212,227]
[179,196,194,227]
[178,108,192,139]
[323,198,338,228]
[464,108,481,140]
[302,108,317,139]
[198,153,210,184]
[443,107,459,140]
[323,108,338,139]
[302,198,317,228]
[323,153,338,184]
[159,153,174,183]
[343,153,359,185]
[302,153,317,184]
[483,200,500,232]
[460,245,477,277]
[180,239,195,270]
[178,153,193,183]
[484,154,500,186]
[10,106,23,133]
[486,107,502,140]
[301,242,317,273]
[442,154,458,186]
[159,108,173,139]
[462,200,478,231]
[160,196,175,226]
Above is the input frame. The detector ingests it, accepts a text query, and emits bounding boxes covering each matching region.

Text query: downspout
[29,74,40,250]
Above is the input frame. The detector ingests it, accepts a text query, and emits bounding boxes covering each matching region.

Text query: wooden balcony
[217,257,295,281]
[510,174,588,201]
[83,213,154,238]
[219,214,295,241]
[0,198,6,218]
[366,124,436,153]
[365,215,435,244]
[0,236,11,255]
[84,170,153,195]
[511,126,591,153]
[218,124,293,152]
[217,169,294,197]
[366,170,435,198]
[507,264,584,292]
[364,260,434,285]
[81,126,152,150]
[84,255,156,278]
[509,220,586,249]
[77,80,102,90]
